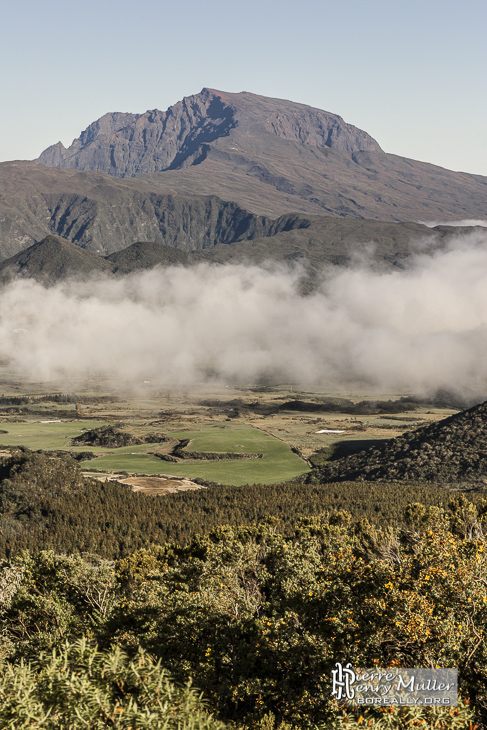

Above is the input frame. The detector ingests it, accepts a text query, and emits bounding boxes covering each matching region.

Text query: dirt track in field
[123,475,205,495]
[89,472,205,495]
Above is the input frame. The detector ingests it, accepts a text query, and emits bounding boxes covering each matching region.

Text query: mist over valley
[0,88,486,401]
[0,231,486,401]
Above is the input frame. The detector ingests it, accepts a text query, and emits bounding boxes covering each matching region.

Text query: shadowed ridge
[0,234,112,286]
[106,241,194,274]
[313,399,487,485]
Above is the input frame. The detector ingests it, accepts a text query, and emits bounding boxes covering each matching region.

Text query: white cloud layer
[2,233,487,395]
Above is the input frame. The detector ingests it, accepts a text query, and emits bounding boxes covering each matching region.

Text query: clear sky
[1,0,486,175]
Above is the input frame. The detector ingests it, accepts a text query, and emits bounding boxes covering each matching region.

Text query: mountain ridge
[0,220,480,287]
[34,88,487,224]
[0,161,312,258]
[0,234,112,285]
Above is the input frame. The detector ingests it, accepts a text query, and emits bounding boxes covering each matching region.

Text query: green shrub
[0,638,224,729]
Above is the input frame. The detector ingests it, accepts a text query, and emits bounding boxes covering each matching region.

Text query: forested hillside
[0,447,482,727]
[0,448,462,559]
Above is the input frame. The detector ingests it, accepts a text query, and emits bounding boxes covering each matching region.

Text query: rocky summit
[37,88,381,176]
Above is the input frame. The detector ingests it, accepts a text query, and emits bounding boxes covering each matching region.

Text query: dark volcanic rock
[312,400,487,486]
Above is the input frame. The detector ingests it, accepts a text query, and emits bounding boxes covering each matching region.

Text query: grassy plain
[0,372,459,487]
[0,420,108,451]
[82,424,307,486]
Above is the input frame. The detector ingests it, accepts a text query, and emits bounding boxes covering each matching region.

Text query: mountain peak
[24,88,487,226]
[36,88,382,177]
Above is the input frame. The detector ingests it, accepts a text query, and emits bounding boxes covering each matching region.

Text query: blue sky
[1,0,486,175]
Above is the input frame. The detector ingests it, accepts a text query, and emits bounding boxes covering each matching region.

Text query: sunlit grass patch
[82,424,310,486]
[0,420,108,451]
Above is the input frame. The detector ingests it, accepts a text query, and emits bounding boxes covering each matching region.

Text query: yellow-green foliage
[103,507,487,727]
[1,497,487,728]
[0,639,224,729]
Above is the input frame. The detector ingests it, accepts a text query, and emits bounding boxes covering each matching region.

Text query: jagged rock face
[37,88,381,177]
[37,91,236,176]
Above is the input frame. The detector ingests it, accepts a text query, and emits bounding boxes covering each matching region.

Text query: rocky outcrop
[71,425,167,448]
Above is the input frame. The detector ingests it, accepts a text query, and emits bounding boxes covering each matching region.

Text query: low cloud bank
[420,219,487,228]
[1,233,487,395]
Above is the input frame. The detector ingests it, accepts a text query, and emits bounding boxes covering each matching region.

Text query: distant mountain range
[0,221,479,287]
[0,88,486,264]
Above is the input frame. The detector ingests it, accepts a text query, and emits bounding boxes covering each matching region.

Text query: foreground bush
[106,500,487,727]
[1,497,486,727]
[0,639,224,729]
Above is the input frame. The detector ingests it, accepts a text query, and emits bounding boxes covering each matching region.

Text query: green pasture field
[0,421,108,451]
[0,420,310,486]
[82,424,310,486]
[0,380,458,487]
